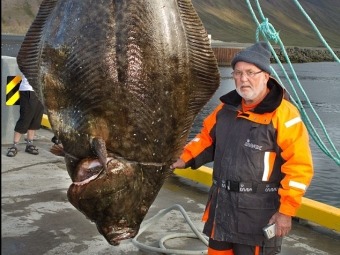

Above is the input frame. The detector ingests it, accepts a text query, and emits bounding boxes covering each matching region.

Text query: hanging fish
[17,0,220,245]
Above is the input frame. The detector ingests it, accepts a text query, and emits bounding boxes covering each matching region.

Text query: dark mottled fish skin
[17,0,220,245]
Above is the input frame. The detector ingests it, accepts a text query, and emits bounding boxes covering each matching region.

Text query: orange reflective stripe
[254,246,260,255]
[208,247,234,255]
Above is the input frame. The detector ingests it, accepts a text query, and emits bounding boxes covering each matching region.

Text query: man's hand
[170,158,185,170]
[269,212,292,237]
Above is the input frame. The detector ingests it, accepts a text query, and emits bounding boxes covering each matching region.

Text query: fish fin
[50,144,65,157]
[17,0,59,98]
[91,137,108,171]
[177,0,220,111]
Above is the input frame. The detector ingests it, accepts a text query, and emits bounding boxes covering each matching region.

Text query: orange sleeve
[181,104,224,167]
[274,100,314,216]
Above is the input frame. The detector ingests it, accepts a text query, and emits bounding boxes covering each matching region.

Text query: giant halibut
[17,0,220,245]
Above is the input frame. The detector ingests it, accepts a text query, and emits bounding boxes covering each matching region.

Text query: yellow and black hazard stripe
[5,76,52,128]
[6,76,22,105]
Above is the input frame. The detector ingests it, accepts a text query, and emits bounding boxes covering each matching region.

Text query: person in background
[7,75,44,157]
[171,41,314,255]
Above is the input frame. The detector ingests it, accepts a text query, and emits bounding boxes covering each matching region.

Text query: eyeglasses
[231,70,263,78]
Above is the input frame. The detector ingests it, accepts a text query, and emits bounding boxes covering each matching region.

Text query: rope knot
[257,19,279,42]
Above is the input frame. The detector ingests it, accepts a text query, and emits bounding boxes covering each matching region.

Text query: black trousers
[14,91,44,134]
[209,238,281,255]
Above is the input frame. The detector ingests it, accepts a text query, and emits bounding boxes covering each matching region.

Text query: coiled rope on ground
[132,204,208,254]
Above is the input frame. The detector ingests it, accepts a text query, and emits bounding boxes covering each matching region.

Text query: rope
[246,0,340,166]
[292,0,340,62]
[132,204,208,254]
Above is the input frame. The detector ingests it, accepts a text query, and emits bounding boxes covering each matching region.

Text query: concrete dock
[2,128,339,255]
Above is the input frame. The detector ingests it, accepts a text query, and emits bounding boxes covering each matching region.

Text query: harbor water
[190,62,340,207]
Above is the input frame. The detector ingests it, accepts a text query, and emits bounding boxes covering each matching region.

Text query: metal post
[1,56,21,145]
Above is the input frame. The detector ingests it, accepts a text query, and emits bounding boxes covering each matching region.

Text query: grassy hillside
[192,0,340,48]
[1,0,42,34]
[2,0,339,48]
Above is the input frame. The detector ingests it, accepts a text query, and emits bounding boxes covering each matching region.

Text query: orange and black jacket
[180,78,314,246]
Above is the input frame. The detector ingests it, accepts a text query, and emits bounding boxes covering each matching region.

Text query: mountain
[192,0,340,48]
[2,0,340,48]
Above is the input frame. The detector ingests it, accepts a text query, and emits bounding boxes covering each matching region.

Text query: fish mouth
[71,157,115,185]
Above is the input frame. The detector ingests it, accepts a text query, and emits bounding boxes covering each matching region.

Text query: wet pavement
[2,128,339,255]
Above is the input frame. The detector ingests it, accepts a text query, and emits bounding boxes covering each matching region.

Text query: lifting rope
[246,0,340,166]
